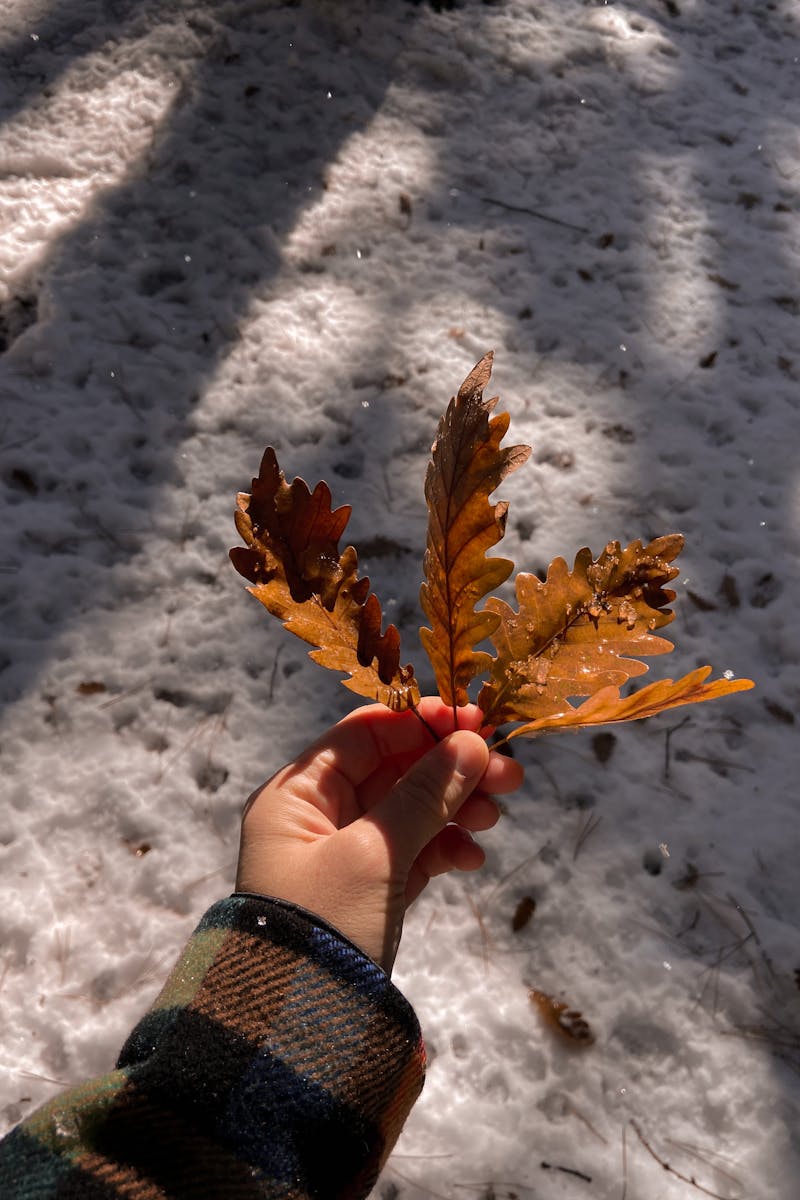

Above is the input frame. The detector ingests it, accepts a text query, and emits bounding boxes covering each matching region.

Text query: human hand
[236,698,524,973]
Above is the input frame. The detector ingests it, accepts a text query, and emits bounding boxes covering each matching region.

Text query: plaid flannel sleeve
[0,894,426,1199]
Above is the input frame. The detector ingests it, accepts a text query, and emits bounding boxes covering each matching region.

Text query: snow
[1,0,798,1196]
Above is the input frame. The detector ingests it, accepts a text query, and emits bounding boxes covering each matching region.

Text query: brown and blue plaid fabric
[0,894,426,1199]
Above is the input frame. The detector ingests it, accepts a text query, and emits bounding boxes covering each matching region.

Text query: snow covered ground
[1,0,798,1195]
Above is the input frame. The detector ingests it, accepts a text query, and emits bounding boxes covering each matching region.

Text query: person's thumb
[369,729,490,870]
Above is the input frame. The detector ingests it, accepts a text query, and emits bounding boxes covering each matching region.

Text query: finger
[406,826,485,904]
[353,759,411,813]
[414,698,487,737]
[358,766,505,829]
[355,744,521,820]
[451,791,501,832]
[482,750,525,795]
[366,730,490,869]
[416,703,524,795]
[299,698,490,794]
[356,711,516,813]
[298,703,437,791]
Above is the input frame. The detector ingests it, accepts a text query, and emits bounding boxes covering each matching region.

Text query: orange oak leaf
[478,536,685,726]
[530,988,595,1047]
[230,448,419,711]
[501,667,754,740]
[231,354,753,736]
[419,352,531,708]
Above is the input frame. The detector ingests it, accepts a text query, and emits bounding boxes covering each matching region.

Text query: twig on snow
[663,715,690,781]
[540,1160,592,1182]
[630,1121,741,1199]
[664,1138,742,1189]
[481,195,590,234]
[465,888,493,971]
[573,811,602,861]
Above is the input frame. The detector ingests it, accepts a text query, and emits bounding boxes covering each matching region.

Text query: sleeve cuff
[113,893,426,1195]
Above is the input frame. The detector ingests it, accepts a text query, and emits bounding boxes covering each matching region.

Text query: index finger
[302,697,488,789]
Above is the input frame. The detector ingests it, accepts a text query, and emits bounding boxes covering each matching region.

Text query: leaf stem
[411,704,440,744]
[489,727,545,751]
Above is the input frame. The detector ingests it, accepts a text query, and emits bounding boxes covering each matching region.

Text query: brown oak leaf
[530,988,594,1047]
[502,666,754,740]
[419,352,531,709]
[230,448,419,711]
[231,355,753,736]
[479,536,685,725]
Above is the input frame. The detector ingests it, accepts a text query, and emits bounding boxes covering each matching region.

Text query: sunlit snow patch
[0,63,179,302]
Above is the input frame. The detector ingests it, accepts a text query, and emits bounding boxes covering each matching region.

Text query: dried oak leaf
[512,895,537,932]
[530,989,595,1047]
[231,355,753,734]
[479,536,753,735]
[230,447,419,711]
[479,535,684,725]
[75,681,107,696]
[504,666,753,739]
[420,352,531,707]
